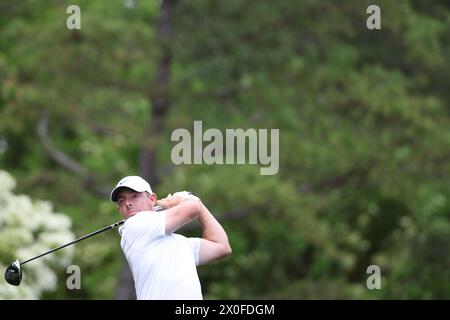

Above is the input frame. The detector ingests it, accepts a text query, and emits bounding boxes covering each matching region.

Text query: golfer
[110,176,232,300]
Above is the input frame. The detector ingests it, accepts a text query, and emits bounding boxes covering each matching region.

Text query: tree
[0,0,449,299]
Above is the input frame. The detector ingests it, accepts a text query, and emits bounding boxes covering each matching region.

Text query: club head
[5,259,22,286]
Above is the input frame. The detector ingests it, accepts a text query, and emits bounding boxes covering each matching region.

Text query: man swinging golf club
[110,176,232,300]
[4,175,231,298]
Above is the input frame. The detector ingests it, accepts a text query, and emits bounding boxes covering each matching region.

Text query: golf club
[4,205,163,286]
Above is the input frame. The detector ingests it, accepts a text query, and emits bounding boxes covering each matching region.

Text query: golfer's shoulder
[125,211,164,227]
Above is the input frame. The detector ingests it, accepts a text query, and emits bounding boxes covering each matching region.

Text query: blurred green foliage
[0,0,449,299]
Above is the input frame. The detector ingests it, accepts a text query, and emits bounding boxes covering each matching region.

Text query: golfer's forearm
[197,202,230,246]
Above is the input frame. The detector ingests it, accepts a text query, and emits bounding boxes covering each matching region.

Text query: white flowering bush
[0,170,75,299]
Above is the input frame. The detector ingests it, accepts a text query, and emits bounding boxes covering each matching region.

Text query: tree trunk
[115,0,175,300]
[139,0,174,185]
[115,259,136,300]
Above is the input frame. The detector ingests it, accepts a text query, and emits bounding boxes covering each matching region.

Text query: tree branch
[37,111,88,176]
[37,111,109,198]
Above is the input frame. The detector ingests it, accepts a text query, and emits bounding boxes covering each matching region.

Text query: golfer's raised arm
[164,200,201,235]
[197,202,232,265]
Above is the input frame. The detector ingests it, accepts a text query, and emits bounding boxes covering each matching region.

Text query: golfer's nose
[124,198,133,207]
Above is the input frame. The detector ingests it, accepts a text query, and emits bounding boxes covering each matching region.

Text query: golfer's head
[110,176,157,219]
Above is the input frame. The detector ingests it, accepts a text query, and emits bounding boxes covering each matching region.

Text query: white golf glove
[173,191,200,203]
[158,191,200,209]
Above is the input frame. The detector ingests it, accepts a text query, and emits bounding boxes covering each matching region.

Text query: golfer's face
[117,189,154,219]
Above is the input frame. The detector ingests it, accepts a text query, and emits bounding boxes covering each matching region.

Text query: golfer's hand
[157,191,199,209]
[156,194,179,209]
[174,191,200,203]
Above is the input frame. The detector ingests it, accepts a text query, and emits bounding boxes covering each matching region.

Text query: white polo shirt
[118,211,202,300]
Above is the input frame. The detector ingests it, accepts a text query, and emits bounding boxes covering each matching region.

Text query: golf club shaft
[20,220,125,265]
[19,205,165,266]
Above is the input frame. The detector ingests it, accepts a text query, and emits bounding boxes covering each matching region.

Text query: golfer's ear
[147,192,157,206]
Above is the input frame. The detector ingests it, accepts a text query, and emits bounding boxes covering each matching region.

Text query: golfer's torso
[119,212,202,300]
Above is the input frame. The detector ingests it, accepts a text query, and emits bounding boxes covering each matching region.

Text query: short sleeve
[188,237,202,266]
